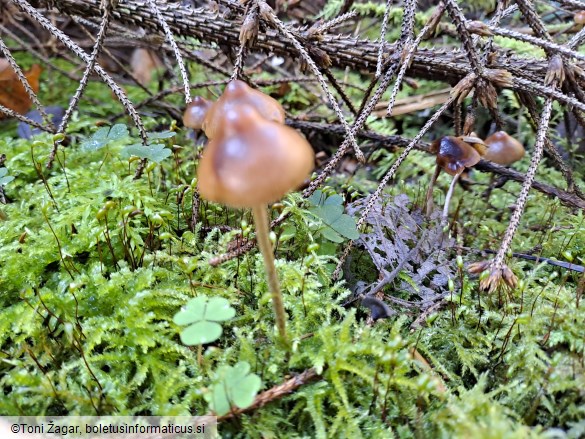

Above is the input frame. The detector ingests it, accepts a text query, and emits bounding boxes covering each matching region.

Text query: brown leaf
[0,60,42,118]
[130,48,164,87]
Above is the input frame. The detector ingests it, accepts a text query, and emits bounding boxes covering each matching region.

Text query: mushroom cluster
[425,131,524,218]
[183,80,314,344]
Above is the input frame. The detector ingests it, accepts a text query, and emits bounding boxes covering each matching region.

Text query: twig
[376,0,393,78]
[49,6,113,168]
[387,3,445,116]
[0,37,54,129]
[146,0,192,103]
[215,368,321,421]
[12,0,149,175]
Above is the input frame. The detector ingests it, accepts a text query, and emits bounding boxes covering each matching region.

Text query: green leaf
[320,226,344,243]
[173,295,236,346]
[308,190,328,207]
[205,297,237,321]
[173,296,208,325]
[324,194,344,206]
[307,190,360,242]
[121,144,172,163]
[108,124,130,141]
[147,130,176,141]
[310,204,360,242]
[0,168,14,186]
[207,362,262,416]
[179,321,222,345]
[81,124,129,150]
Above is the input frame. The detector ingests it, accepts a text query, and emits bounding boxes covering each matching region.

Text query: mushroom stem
[425,165,441,216]
[442,172,461,219]
[252,204,288,343]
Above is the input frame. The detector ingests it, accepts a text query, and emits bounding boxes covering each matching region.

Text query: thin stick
[425,165,441,216]
[49,7,112,168]
[376,0,393,78]
[0,37,54,129]
[252,204,287,343]
[491,96,554,271]
[146,0,192,103]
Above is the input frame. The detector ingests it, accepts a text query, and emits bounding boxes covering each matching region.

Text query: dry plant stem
[49,0,585,107]
[230,43,246,81]
[442,172,460,219]
[444,0,484,77]
[315,10,358,34]
[475,23,585,62]
[303,62,400,197]
[12,0,149,171]
[425,165,441,216]
[333,94,457,279]
[0,37,53,129]
[0,103,54,132]
[0,25,80,81]
[376,0,393,78]
[50,8,112,168]
[568,26,585,49]
[387,3,445,115]
[252,204,287,343]
[257,0,364,163]
[492,97,554,271]
[146,0,191,104]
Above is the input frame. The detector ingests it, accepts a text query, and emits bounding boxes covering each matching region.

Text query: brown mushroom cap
[183,96,213,130]
[198,106,314,208]
[575,11,585,25]
[483,131,525,166]
[431,136,481,176]
[202,80,285,139]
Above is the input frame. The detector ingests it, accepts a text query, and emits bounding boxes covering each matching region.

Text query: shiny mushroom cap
[183,96,213,130]
[202,79,285,139]
[483,131,525,166]
[575,11,585,25]
[198,106,314,208]
[431,136,481,176]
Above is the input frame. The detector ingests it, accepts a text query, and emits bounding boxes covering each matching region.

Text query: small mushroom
[575,11,585,25]
[425,136,482,218]
[202,79,285,139]
[198,105,314,344]
[483,131,525,166]
[183,96,213,131]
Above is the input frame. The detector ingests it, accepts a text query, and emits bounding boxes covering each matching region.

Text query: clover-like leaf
[173,296,236,346]
[147,130,176,141]
[121,143,172,163]
[206,361,262,416]
[81,123,129,151]
[308,190,360,242]
[0,168,14,186]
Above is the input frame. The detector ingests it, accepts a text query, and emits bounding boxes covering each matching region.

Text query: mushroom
[202,79,285,139]
[198,105,314,343]
[425,136,482,218]
[183,96,214,131]
[575,11,585,25]
[483,131,525,166]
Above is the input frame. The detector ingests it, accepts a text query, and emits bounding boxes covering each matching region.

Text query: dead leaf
[346,194,456,315]
[0,59,42,118]
[130,48,164,86]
